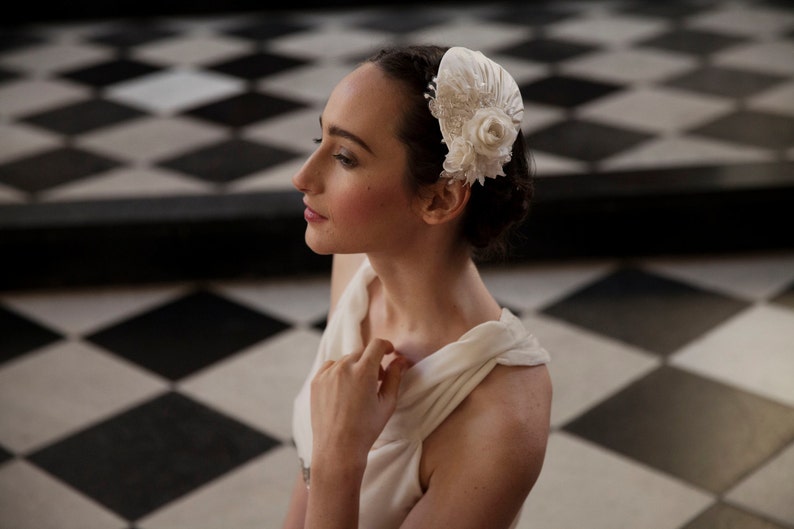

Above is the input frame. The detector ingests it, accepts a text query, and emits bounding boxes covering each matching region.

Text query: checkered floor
[1,250,794,528]
[2,1,794,528]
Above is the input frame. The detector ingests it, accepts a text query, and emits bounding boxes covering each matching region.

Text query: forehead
[323,63,410,144]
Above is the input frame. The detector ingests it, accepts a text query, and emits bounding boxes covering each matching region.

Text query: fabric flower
[426,47,524,186]
[443,136,477,176]
[465,108,517,161]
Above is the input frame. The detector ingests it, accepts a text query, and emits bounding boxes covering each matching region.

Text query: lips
[303,200,327,222]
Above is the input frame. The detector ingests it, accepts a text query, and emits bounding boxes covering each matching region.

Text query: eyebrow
[319,116,374,154]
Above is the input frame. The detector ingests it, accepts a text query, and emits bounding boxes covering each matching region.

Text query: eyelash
[312,137,356,168]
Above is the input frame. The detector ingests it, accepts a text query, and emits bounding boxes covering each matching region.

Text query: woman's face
[292,63,424,256]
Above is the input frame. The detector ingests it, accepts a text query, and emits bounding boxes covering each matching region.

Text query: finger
[361,338,395,368]
[379,355,407,402]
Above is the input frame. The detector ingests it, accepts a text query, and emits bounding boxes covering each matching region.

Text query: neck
[363,242,501,362]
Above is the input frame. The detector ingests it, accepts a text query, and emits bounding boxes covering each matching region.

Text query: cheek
[333,185,400,224]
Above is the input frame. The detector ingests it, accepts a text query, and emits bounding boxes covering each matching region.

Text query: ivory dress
[292,258,550,529]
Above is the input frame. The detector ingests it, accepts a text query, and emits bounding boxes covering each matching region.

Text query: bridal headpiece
[425,47,524,186]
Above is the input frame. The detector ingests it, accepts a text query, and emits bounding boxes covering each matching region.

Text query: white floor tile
[748,81,794,118]
[258,62,355,105]
[178,328,321,441]
[521,313,660,427]
[0,79,89,119]
[687,5,794,37]
[40,166,214,201]
[642,251,794,302]
[560,48,697,84]
[76,115,227,163]
[519,431,714,529]
[226,160,307,193]
[0,341,168,453]
[1,283,190,336]
[578,87,733,134]
[726,441,794,527]
[242,107,322,153]
[599,135,772,171]
[547,12,670,47]
[267,25,394,61]
[131,34,255,67]
[407,19,533,53]
[481,260,616,312]
[671,304,794,407]
[211,276,330,326]
[106,69,246,115]
[0,122,61,164]
[714,41,794,77]
[0,460,126,529]
[0,42,112,76]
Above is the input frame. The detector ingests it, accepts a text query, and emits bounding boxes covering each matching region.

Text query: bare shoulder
[408,364,552,528]
[461,363,552,462]
[423,363,552,483]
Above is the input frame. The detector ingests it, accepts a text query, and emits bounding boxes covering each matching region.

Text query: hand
[310,338,408,463]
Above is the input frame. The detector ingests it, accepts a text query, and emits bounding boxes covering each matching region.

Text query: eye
[312,137,322,145]
[333,152,357,168]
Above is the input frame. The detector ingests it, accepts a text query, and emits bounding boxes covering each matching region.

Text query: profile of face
[292,63,426,257]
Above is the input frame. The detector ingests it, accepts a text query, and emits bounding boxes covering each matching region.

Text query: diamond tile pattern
[540,267,750,355]
[0,249,792,526]
[86,289,290,380]
[28,392,279,520]
[2,2,794,528]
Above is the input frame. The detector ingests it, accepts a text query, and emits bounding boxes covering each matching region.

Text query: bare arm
[280,472,308,529]
[402,364,552,529]
[305,338,408,529]
[281,253,367,528]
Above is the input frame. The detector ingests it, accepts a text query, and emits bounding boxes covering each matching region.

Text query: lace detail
[424,47,523,186]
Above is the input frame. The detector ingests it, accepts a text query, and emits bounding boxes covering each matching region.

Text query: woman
[282,44,552,529]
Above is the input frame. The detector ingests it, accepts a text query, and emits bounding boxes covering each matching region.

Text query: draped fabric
[292,258,550,529]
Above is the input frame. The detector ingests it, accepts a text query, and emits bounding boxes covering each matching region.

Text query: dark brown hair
[366,45,534,261]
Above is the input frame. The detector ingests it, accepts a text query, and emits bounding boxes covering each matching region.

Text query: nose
[292,151,321,193]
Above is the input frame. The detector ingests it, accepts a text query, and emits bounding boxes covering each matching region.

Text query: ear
[418,179,471,225]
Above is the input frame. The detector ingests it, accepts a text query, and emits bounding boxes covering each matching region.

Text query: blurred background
[1,1,793,528]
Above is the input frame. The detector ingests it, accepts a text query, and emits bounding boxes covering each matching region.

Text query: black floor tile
[0,444,11,464]
[0,66,20,84]
[354,8,448,33]
[0,147,121,195]
[206,51,309,81]
[0,31,44,53]
[487,4,575,27]
[86,289,290,380]
[540,267,750,355]
[88,22,178,49]
[619,3,709,19]
[690,109,794,150]
[497,38,598,64]
[28,391,280,520]
[664,65,787,98]
[520,74,623,108]
[0,305,63,365]
[681,502,790,529]
[638,28,749,56]
[222,18,313,42]
[185,91,308,128]
[525,119,653,163]
[60,58,163,89]
[158,138,302,184]
[771,280,794,311]
[21,98,147,135]
[563,366,794,493]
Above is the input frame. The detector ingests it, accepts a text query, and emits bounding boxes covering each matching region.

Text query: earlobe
[422,179,471,225]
